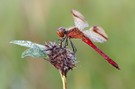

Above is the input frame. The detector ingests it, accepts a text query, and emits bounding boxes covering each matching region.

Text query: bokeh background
[0,0,135,89]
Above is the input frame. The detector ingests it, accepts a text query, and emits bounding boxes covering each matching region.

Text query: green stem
[59,71,67,89]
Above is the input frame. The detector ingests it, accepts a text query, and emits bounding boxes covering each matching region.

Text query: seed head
[45,42,76,76]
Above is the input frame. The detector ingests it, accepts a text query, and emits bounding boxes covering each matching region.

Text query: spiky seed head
[44,42,76,76]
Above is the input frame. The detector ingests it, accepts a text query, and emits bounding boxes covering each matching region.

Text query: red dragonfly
[57,9,120,70]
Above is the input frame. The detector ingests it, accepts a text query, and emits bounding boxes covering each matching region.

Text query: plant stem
[59,71,67,89]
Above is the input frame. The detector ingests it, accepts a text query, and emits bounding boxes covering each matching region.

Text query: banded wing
[83,26,108,43]
[71,9,89,30]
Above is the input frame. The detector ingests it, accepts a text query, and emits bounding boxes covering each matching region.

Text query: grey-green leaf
[10,40,45,49]
[10,40,48,58]
[21,45,47,58]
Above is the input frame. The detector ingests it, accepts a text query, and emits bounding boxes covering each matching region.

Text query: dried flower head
[45,42,76,76]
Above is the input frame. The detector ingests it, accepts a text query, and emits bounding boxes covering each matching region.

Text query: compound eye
[57,27,66,37]
[58,27,66,32]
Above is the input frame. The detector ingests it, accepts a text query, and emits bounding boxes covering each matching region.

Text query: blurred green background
[0,0,135,89]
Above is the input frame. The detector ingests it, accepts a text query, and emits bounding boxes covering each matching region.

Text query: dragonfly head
[57,27,67,38]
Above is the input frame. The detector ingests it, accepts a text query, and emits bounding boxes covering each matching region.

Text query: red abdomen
[82,37,120,70]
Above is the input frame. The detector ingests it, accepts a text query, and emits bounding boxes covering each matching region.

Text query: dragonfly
[56,9,120,70]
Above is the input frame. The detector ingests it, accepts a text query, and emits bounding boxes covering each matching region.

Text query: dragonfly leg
[69,38,77,53]
[64,37,68,48]
[58,37,66,48]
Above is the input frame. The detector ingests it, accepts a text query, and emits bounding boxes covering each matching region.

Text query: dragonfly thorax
[57,27,67,38]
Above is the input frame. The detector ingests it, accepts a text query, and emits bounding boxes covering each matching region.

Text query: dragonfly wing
[71,9,89,30]
[83,26,108,43]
